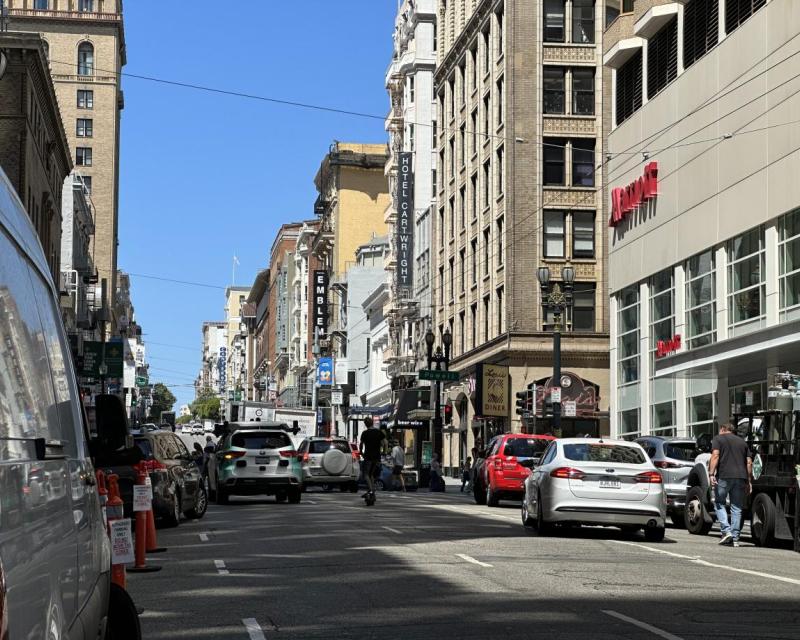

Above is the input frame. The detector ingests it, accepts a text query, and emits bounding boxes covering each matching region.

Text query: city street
[128,489,800,640]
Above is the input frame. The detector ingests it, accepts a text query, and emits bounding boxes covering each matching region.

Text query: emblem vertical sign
[396,151,414,294]
[313,270,329,338]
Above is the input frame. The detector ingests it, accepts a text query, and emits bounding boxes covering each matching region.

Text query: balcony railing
[8,8,122,23]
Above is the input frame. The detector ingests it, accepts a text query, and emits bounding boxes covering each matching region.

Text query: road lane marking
[306,500,317,504]
[199,533,209,542]
[382,526,402,534]
[242,618,267,640]
[603,610,684,640]
[456,553,493,568]
[610,540,800,586]
[214,559,229,575]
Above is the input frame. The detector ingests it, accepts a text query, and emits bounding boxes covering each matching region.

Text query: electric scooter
[363,490,376,506]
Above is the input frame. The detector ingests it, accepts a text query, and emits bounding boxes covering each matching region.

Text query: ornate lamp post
[537,265,575,432]
[425,327,452,461]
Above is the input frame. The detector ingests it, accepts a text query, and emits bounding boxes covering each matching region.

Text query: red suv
[474,433,555,507]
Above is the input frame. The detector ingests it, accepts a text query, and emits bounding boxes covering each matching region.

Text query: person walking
[359,417,385,498]
[390,441,406,491]
[430,453,444,492]
[460,456,472,493]
[709,422,752,547]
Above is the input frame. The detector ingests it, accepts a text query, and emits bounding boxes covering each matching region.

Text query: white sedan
[522,438,667,541]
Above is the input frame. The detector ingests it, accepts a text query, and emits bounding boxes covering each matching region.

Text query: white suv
[297,437,359,492]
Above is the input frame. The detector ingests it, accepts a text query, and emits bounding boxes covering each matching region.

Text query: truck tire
[685,485,712,535]
[751,493,777,547]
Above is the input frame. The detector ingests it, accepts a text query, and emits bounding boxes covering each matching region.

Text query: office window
[684,0,719,69]
[459,311,466,353]
[76,118,93,137]
[572,68,595,115]
[572,211,595,258]
[544,0,566,42]
[470,173,478,219]
[618,409,640,441]
[34,0,50,9]
[543,211,565,258]
[448,77,455,120]
[483,27,490,75]
[483,94,490,139]
[79,176,92,194]
[497,287,504,333]
[471,303,477,348]
[496,146,504,196]
[439,266,445,305]
[449,257,455,300]
[408,75,415,104]
[77,90,94,109]
[779,208,800,319]
[432,169,437,195]
[470,44,478,90]
[79,0,94,10]
[573,0,595,44]
[496,216,504,266]
[543,67,566,114]
[543,138,566,185]
[650,269,675,362]
[651,401,677,437]
[483,160,491,207]
[449,196,455,237]
[449,137,455,176]
[459,186,466,227]
[685,250,716,348]
[483,295,490,341]
[459,125,466,169]
[623,0,635,11]
[483,228,490,275]
[439,207,445,247]
[409,124,415,152]
[727,226,765,330]
[616,50,643,126]
[572,283,595,331]
[617,285,640,384]
[648,18,678,99]
[725,0,767,36]
[496,6,504,56]
[471,109,478,154]
[471,238,478,284]
[496,78,504,126]
[76,147,92,167]
[687,393,715,437]
[77,42,94,77]
[572,139,595,187]
[460,249,466,293]
[439,149,445,187]
[459,61,466,106]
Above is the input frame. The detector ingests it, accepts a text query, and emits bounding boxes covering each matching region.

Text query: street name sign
[419,369,460,382]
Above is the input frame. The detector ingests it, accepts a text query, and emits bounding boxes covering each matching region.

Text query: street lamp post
[537,265,575,433]
[425,327,452,462]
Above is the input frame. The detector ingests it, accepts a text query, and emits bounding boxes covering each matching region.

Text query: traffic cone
[142,470,166,553]
[106,474,127,589]
[127,466,161,574]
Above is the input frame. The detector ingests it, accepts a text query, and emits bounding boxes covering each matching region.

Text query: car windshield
[563,443,646,464]
[134,437,154,459]
[664,442,700,461]
[309,440,350,454]
[503,438,550,458]
[231,431,292,450]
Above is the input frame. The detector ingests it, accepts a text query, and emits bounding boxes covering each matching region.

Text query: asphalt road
[127,488,800,640]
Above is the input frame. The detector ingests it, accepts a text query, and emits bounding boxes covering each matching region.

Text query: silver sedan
[522,438,667,541]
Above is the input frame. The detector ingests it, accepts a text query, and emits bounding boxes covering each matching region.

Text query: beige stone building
[224,286,250,402]
[6,0,126,302]
[434,1,611,469]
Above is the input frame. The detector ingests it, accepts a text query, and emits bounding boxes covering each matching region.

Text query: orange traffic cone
[127,466,161,574]
[106,474,127,589]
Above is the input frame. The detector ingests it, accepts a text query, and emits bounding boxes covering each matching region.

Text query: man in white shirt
[390,441,406,492]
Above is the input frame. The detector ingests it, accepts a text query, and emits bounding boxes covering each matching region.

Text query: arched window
[78,42,94,77]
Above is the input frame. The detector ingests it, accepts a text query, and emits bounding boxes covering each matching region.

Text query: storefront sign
[609,161,659,227]
[656,334,681,358]
[218,347,227,393]
[81,341,124,378]
[396,151,414,293]
[313,270,329,337]
[535,372,599,417]
[475,364,509,417]
[563,401,577,417]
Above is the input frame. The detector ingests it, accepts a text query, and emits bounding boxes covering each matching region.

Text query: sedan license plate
[255,456,270,465]
[599,479,621,489]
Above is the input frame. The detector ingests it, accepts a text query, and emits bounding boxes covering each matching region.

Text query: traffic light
[515,389,532,416]
[443,402,453,424]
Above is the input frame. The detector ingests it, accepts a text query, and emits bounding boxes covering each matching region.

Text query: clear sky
[118,1,398,410]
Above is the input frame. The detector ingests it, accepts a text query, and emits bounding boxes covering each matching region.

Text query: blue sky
[118,1,397,409]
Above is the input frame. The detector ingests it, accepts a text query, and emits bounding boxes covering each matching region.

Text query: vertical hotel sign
[396,152,414,293]
[313,270,329,337]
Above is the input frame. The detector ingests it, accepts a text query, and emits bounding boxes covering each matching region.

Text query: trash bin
[418,464,431,489]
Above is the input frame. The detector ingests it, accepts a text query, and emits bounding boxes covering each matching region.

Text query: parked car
[636,436,700,527]
[192,424,204,435]
[522,438,666,541]
[473,433,555,506]
[297,437,359,491]
[208,423,303,504]
[375,462,418,492]
[181,424,193,435]
[0,166,134,637]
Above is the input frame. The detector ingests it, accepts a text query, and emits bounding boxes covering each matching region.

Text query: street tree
[191,387,221,420]
[148,382,176,421]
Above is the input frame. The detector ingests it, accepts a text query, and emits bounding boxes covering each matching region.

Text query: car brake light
[279,450,298,458]
[351,450,360,461]
[147,459,167,471]
[222,450,246,461]
[493,458,503,470]
[299,452,310,463]
[550,467,586,480]
[635,471,663,483]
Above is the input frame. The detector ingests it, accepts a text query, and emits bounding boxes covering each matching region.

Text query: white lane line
[382,526,402,534]
[603,610,684,640]
[306,500,317,504]
[456,553,493,568]
[242,618,267,640]
[214,559,229,575]
[610,540,800,586]
[199,533,209,542]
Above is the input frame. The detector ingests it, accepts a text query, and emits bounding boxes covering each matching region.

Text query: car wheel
[104,583,141,640]
[375,479,386,491]
[670,510,685,529]
[473,479,487,505]
[751,493,777,547]
[185,483,208,519]
[644,526,666,542]
[216,487,229,505]
[685,485,712,535]
[536,491,552,535]
[486,482,499,507]
[163,491,181,528]
[521,491,536,528]
[288,487,302,504]
[275,492,288,503]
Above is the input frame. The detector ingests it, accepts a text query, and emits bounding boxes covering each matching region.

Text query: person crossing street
[359,417,385,499]
[709,422,753,547]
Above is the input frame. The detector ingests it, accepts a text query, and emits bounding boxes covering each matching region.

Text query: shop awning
[389,387,428,429]
[348,405,392,420]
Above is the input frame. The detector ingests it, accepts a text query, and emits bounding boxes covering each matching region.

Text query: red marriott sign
[609,161,659,227]
[656,334,681,358]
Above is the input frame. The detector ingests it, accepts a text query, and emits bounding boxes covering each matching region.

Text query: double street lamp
[425,326,452,460]
[537,265,575,432]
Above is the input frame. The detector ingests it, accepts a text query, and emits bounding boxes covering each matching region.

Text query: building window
[616,50,643,126]
[448,77,455,120]
[572,211,595,258]
[77,89,94,109]
[651,401,676,436]
[76,147,92,167]
[684,0,719,69]
[471,109,478,154]
[544,0,566,42]
[496,6,504,56]
[79,0,94,11]
[572,139,595,187]
[470,44,478,90]
[76,118,93,137]
[459,311,466,353]
[647,18,678,99]
[543,211,565,258]
[572,283,595,331]
[470,173,478,219]
[496,78,504,126]
[408,75,415,104]
[460,248,466,293]
[459,185,466,227]
[439,207,445,247]
[482,27,490,75]
[543,67,566,114]
[459,61,466,106]
[496,146,504,196]
[650,269,674,364]
[471,303,477,348]
[78,42,94,77]
[79,175,92,194]
[572,68,595,115]
[617,285,640,385]
[483,160,491,207]
[459,125,466,169]
[727,226,765,331]
[622,0,635,11]
[618,409,640,441]
[483,94,490,140]
[409,124,415,152]
[483,295,490,341]
[449,257,455,300]
[685,249,716,349]
[572,0,595,44]
[483,227,490,276]
[439,266,445,305]
[497,287,504,333]
[449,137,455,176]
[449,196,455,237]
[687,393,715,437]
[729,381,765,414]
[543,138,565,185]
[34,0,50,9]
[779,208,800,320]
[725,0,767,36]
[496,216,504,266]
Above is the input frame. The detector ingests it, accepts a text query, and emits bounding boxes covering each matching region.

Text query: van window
[503,438,551,458]
[231,431,292,450]
[309,440,350,454]
[0,227,73,461]
[563,443,646,464]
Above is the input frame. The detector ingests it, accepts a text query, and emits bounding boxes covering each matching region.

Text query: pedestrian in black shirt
[359,417,385,496]
[709,423,752,547]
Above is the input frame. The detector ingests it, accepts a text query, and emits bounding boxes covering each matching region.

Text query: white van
[0,167,119,637]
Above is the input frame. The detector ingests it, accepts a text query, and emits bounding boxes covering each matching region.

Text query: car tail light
[299,452,310,463]
[279,450,298,458]
[635,471,663,483]
[146,459,167,472]
[351,450,360,461]
[222,450,246,461]
[654,460,681,469]
[550,467,586,480]
[493,458,503,470]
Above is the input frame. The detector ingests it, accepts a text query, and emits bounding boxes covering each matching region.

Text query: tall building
[433,1,610,469]
[604,0,800,438]
[198,321,227,396]
[224,286,250,403]
[6,0,126,307]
